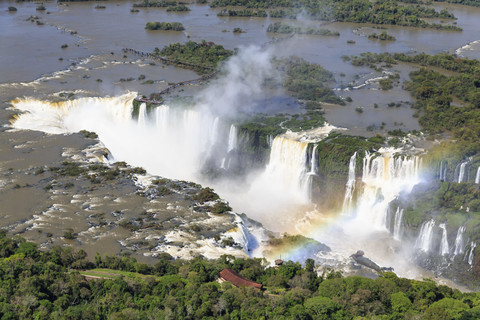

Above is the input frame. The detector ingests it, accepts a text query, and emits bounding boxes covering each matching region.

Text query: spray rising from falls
[10,45,277,180]
[248,126,338,212]
[227,126,338,232]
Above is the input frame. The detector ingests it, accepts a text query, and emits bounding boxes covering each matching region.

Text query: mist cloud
[196,45,276,117]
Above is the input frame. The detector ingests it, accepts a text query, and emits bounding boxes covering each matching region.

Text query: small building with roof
[218,269,262,290]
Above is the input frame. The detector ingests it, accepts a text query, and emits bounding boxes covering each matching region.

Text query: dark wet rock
[351,250,394,273]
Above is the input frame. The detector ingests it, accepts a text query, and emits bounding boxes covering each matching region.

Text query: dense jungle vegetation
[266,22,340,36]
[145,22,185,31]
[217,9,268,17]
[210,0,460,30]
[274,56,343,104]
[3,232,480,319]
[368,31,396,41]
[133,0,183,8]
[154,41,234,73]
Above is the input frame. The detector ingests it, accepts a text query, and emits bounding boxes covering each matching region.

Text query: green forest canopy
[2,232,480,319]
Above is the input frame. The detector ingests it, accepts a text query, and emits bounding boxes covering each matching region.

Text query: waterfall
[230,215,251,253]
[302,144,319,202]
[227,124,237,152]
[11,93,223,181]
[155,105,170,133]
[393,207,404,240]
[342,152,357,214]
[439,161,447,181]
[458,162,468,183]
[415,220,435,253]
[211,117,220,145]
[268,135,274,147]
[439,223,449,256]
[254,136,310,203]
[454,226,466,256]
[355,149,421,230]
[362,151,374,181]
[10,93,136,134]
[309,144,318,174]
[439,161,448,181]
[468,242,477,265]
[138,103,147,126]
[475,167,480,184]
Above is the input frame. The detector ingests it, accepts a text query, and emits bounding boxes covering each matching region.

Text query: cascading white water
[468,242,477,265]
[302,144,319,201]
[439,161,443,180]
[211,117,220,146]
[267,135,274,147]
[439,161,448,181]
[309,144,318,174]
[227,124,237,153]
[342,151,357,214]
[228,215,251,253]
[155,105,170,134]
[439,223,449,256]
[355,149,421,230]
[458,162,468,183]
[475,167,480,184]
[454,226,466,256]
[11,93,222,181]
[138,103,147,127]
[393,207,404,240]
[265,136,309,201]
[10,94,135,134]
[415,220,435,253]
[362,151,374,181]
[219,126,337,232]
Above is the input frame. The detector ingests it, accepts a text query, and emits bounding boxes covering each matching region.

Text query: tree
[304,296,342,319]
[424,298,469,320]
[391,291,412,314]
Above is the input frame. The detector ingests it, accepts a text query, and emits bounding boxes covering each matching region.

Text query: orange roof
[219,269,262,290]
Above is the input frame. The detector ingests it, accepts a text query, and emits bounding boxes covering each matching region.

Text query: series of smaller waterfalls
[414,220,476,265]
[262,131,478,270]
[439,158,480,184]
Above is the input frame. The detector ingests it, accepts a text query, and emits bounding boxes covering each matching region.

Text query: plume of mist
[196,45,276,117]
